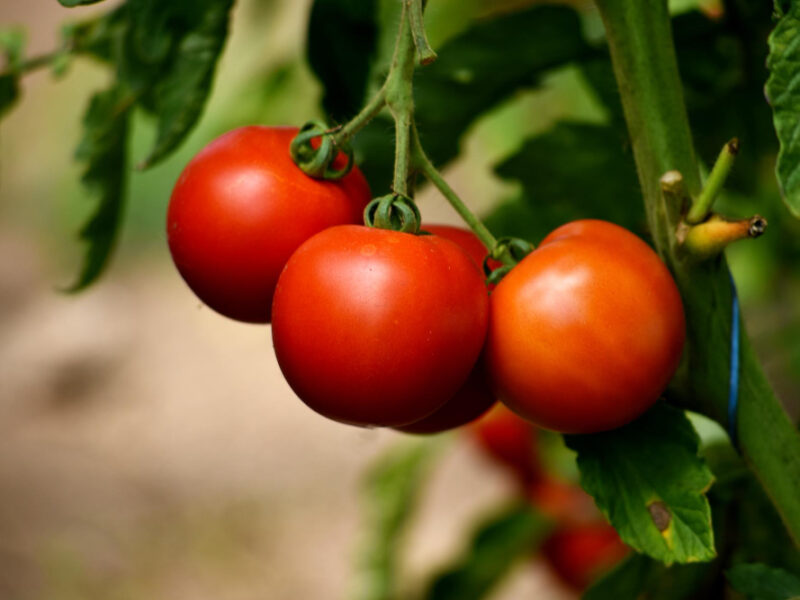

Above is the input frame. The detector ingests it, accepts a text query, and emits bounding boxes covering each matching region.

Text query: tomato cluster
[167,126,685,434]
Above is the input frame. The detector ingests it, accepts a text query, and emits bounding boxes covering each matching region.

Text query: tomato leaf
[134,0,234,168]
[354,440,437,600]
[58,0,108,6]
[564,404,716,565]
[307,0,378,122]
[584,553,717,600]
[492,122,644,243]
[726,564,800,600]
[67,85,131,292]
[422,503,548,600]
[766,1,800,218]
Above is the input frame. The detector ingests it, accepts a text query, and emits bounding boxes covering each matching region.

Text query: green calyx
[364,193,421,234]
[290,120,354,180]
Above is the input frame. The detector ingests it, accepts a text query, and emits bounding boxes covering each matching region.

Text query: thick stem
[596,0,800,545]
[407,0,437,65]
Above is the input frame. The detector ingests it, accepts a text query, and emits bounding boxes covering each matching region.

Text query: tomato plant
[486,219,686,433]
[271,225,488,427]
[167,126,370,323]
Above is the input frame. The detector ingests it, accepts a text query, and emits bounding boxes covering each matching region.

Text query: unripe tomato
[470,403,539,484]
[167,126,371,323]
[542,523,629,590]
[271,225,489,427]
[396,224,496,434]
[486,220,685,433]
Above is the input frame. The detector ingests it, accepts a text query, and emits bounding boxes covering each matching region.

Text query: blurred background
[1,0,798,599]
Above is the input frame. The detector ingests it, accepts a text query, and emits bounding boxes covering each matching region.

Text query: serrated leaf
[67,85,131,291]
[0,74,19,119]
[58,0,108,6]
[727,564,800,600]
[137,0,233,168]
[423,503,548,600]
[307,0,378,121]
[766,2,800,218]
[414,5,591,166]
[493,122,645,242]
[353,441,437,600]
[584,553,716,600]
[565,404,715,565]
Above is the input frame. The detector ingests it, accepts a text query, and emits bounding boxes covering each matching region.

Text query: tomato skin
[271,225,489,427]
[486,219,685,434]
[167,126,371,323]
[542,523,629,590]
[470,403,539,483]
[396,224,496,434]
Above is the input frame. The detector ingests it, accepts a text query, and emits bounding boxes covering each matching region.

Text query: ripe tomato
[396,224,496,434]
[167,126,371,323]
[542,523,629,590]
[470,403,539,484]
[271,225,489,427]
[485,219,685,433]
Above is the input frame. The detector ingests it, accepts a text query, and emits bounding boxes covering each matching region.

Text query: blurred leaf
[0,74,18,119]
[565,404,716,565]
[67,85,131,291]
[726,564,800,600]
[493,122,644,243]
[354,441,437,600]
[414,5,592,166]
[423,503,548,600]
[352,115,395,194]
[584,553,716,600]
[0,27,26,69]
[766,1,800,218]
[134,0,234,168]
[58,0,108,6]
[64,7,127,64]
[307,0,378,121]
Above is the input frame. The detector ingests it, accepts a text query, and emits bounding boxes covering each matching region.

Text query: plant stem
[0,48,68,78]
[686,139,740,225]
[407,0,437,65]
[333,83,388,146]
[596,0,800,545]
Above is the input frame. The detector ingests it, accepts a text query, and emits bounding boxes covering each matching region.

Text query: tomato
[271,225,489,427]
[485,219,685,433]
[542,523,629,590]
[470,403,539,483]
[167,126,371,323]
[528,476,601,527]
[396,224,496,434]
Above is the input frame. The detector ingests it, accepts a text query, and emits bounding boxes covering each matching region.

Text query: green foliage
[767,1,800,218]
[423,503,547,600]
[584,553,716,600]
[726,563,800,600]
[0,27,25,117]
[353,441,437,600]
[307,0,378,121]
[494,122,644,243]
[565,404,715,565]
[58,0,108,6]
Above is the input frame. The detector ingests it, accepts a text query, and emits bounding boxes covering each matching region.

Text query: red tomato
[470,403,539,484]
[396,224,496,434]
[271,225,489,427]
[485,219,685,433]
[167,126,371,323]
[528,476,601,526]
[542,523,629,590]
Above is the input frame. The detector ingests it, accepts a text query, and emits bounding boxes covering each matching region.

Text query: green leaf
[136,0,234,168]
[726,564,800,600]
[0,27,26,69]
[423,503,548,600]
[307,0,378,121]
[353,441,437,600]
[584,553,716,600]
[0,74,19,119]
[57,0,108,6]
[414,5,591,166]
[493,122,645,242]
[766,2,800,218]
[67,85,131,291]
[565,404,715,565]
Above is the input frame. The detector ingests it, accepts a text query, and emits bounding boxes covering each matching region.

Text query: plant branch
[333,83,387,146]
[407,0,437,65]
[686,138,740,225]
[595,0,800,545]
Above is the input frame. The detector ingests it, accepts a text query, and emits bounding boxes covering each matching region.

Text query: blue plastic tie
[727,274,741,445]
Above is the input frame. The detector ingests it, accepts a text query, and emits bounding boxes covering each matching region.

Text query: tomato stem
[332,83,387,146]
[407,0,437,65]
[685,138,739,225]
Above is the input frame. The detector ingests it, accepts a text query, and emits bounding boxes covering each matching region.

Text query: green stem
[407,0,437,65]
[596,0,800,545]
[686,138,740,225]
[0,48,68,78]
[411,126,500,254]
[333,83,387,146]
